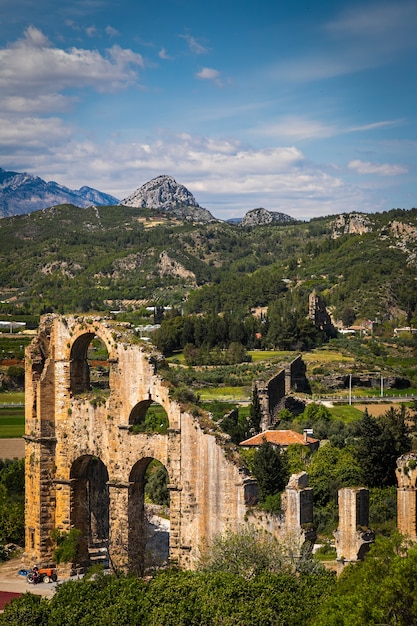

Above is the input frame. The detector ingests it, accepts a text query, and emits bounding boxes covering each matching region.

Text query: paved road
[0,559,56,598]
[315,395,416,404]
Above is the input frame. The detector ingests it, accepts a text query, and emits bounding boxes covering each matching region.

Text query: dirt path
[0,438,24,460]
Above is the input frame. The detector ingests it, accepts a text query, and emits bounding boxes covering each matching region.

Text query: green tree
[252,439,289,502]
[313,535,417,626]
[354,407,411,488]
[248,387,262,434]
[198,526,294,578]
[308,443,363,508]
[145,462,170,506]
[51,528,82,564]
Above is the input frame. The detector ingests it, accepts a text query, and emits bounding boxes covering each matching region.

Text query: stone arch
[128,399,169,434]
[70,455,110,567]
[128,456,170,575]
[25,314,262,573]
[70,331,112,395]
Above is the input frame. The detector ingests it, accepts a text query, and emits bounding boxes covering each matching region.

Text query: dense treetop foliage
[3,534,417,625]
[0,459,24,551]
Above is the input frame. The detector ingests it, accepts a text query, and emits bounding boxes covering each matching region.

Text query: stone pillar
[282,472,316,546]
[25,436,57,565]
[108,482,130,572]
[396,453,417,540]
[334,487,374,565]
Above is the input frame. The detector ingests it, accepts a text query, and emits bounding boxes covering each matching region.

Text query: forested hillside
[1,205,417,329]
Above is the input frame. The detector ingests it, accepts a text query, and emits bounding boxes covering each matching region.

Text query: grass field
[0,406,25,438]
[302,349,354,364]
[198,386,250,401]
[328,405,364,422]
[0,391,24,404]
[0,391,25,438]
[247,350,293,362]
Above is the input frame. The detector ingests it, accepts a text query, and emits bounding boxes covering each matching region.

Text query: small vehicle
[26,566,58,584]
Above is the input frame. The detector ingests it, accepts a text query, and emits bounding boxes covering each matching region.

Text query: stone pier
[396,453,417,540]
[334,487,374,566]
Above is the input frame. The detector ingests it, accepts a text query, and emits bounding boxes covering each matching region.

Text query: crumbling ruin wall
[255,355,308,430]
[25,314,264,572]
[249,472,315,551]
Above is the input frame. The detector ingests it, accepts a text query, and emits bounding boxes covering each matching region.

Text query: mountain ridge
[0,168,120,218]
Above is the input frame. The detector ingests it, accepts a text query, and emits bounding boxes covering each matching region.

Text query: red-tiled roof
[239,429,319,447]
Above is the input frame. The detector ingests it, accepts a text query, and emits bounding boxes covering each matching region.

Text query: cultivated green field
[0,392,25,437]
[198,386,250,402]
[0,391,24,404]
[0,406,24,438]
[328,404,364,422]
[247,350,293,362]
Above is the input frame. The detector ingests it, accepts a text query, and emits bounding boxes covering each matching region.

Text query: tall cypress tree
[252,439,289,502]
[249,386,262,434]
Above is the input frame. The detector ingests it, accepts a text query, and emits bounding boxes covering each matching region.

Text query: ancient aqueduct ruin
[24,314,417,573]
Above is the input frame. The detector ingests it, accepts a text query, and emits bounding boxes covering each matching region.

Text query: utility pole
[349,374,352,406]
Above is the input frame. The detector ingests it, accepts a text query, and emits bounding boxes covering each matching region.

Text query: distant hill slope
[0,168,119,217]
[121,175,216,223]
[0,204,417,324]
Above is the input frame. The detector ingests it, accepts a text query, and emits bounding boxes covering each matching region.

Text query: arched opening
[70,455,110,567]
[70,333,110,396]
[128,457,170,575]
[129,399,169,434]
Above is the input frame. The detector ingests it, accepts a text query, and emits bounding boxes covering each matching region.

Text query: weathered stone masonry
[25,314,313,572]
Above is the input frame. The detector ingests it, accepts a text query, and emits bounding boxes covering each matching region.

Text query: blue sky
[0,0,416,220]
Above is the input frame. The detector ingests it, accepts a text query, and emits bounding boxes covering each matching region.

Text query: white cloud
[158,48,173,60]
[0,116,72,148]
[4,130,360,219]
[255,115,403,142]
[348,120,403,133]
[105,25,119,38]
[257,116,338,141]
[196,67,219,80]
[179,34,209,55]
[325,1,417,42]
[348,160,408,176]
[0,94,77,114]
[196,67,222,86]
[85,25,96,37]
[0,26,144,107]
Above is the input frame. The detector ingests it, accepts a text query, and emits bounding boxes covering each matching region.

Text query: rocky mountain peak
[121,175,216,223]
[240,207,294,227]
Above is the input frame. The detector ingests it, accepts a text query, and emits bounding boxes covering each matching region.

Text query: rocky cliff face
[331,213,373,237]
[240,207,294,227]
[0,168,119,218]
[121,175,216,223]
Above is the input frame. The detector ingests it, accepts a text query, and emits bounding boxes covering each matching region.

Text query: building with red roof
[239,429,319,453]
